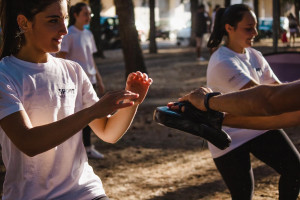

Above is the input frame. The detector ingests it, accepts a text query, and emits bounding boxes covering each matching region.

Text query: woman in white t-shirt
[204,4,300,200]
[0,0,152,200]
[57,2,105,159]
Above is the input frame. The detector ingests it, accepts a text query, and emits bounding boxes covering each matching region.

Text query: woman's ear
[225,24,234,34]
[17,14,30,32]
[73,12,78,19]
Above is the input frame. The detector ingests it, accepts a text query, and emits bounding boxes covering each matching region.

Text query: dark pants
[214,129,300,200]
[83,125,91,147]
[83,84,97,147]
[92,195,110,200]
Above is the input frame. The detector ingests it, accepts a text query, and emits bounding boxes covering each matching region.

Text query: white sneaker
[86,145,104,159]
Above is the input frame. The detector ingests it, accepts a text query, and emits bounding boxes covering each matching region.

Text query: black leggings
[92,195,110,200]
[82,84,97,147]
[83,125,91,147]
[213,129,300,200]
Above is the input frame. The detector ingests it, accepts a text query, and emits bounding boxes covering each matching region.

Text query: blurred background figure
[57,2,105,159]
[195,4,210,61]
[288,13,298,47]
[281,29,289,47]
[211,4,220,32]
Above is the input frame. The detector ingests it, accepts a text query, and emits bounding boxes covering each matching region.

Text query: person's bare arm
[210,80,300,116]
[178,80,300,116]
[90,72,152,143]
[223,111,300,129]
[0,72,152,157]
[0,90,136,157]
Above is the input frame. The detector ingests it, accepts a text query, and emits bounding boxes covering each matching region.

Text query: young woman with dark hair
[57,2,106,159]
[173,4,300,200]
[0,0,152,199]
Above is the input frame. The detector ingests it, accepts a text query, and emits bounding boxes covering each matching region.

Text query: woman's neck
[74,22,84,30]
[15,47,49,63]
[226,43,245,54]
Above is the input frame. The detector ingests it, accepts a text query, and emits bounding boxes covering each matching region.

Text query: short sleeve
[60,34,72,53]
[0,73,24,120]
[207,59,254,93]
[89,31,98,54]
[79,65,99,109]
[260,56,281,84]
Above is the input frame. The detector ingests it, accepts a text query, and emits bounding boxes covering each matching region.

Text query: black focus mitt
[153,101,231,150]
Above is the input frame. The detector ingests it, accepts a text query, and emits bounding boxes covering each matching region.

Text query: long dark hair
[207,4,252,51]
[68,2,87,27]
[0,0,68,59]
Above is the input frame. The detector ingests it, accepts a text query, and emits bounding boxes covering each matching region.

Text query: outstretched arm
[90,71,152,143]
[210,81,300,116]
[0,90,138,157]
[223,111,300,129]
[178,80,300,116]
[0,72,152,157]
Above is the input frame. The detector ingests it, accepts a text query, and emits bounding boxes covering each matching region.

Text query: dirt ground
[90,41,300,200]
[0,40,300,199]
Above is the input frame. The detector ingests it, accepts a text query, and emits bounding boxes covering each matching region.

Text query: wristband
[204,92,221,112]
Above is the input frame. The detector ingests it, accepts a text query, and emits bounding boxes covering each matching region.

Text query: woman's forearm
[1,90,138,156]
[90,104,138,143]
[0,106,96,157]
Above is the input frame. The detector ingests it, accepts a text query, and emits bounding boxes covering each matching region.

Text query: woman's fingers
[127,71,153,84]
[147,78,153,85]
[178,93,190,102]
[118,91,139,102]
[142,73,148,81]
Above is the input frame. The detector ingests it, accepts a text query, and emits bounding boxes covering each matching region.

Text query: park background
[1,0,300,199]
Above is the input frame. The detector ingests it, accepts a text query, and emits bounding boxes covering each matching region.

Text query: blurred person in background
[195,4,210,61]
[57,2,105,159]
[288,13,299,47]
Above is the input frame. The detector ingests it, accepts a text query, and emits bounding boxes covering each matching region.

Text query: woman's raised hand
[125,71,153,104]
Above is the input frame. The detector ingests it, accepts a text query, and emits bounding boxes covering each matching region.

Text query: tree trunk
[295,0,300,23]
[189,0,198,46]
[273,0,280,52]
[114,0,147,77]
[254,0,260,41]
[149,0,157,53]
[89,0,105,58]
[225,0,230,7]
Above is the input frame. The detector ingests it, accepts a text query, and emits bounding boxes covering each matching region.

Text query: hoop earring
[15,27,25,38]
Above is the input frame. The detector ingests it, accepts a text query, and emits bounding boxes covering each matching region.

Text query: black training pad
[153,102,231,150]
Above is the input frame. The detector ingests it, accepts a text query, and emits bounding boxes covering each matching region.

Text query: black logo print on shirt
[58,88,75,98]
[255,68,263,76]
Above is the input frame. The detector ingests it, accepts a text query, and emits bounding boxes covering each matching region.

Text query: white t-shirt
[61,25,98,84]
[207,46,280,158]
[0,55,105,200]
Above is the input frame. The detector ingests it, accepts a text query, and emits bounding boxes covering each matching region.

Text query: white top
[207,46,280,158]
[211,11,217,32]
[0,55,105,200]
[61,25,98,84]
